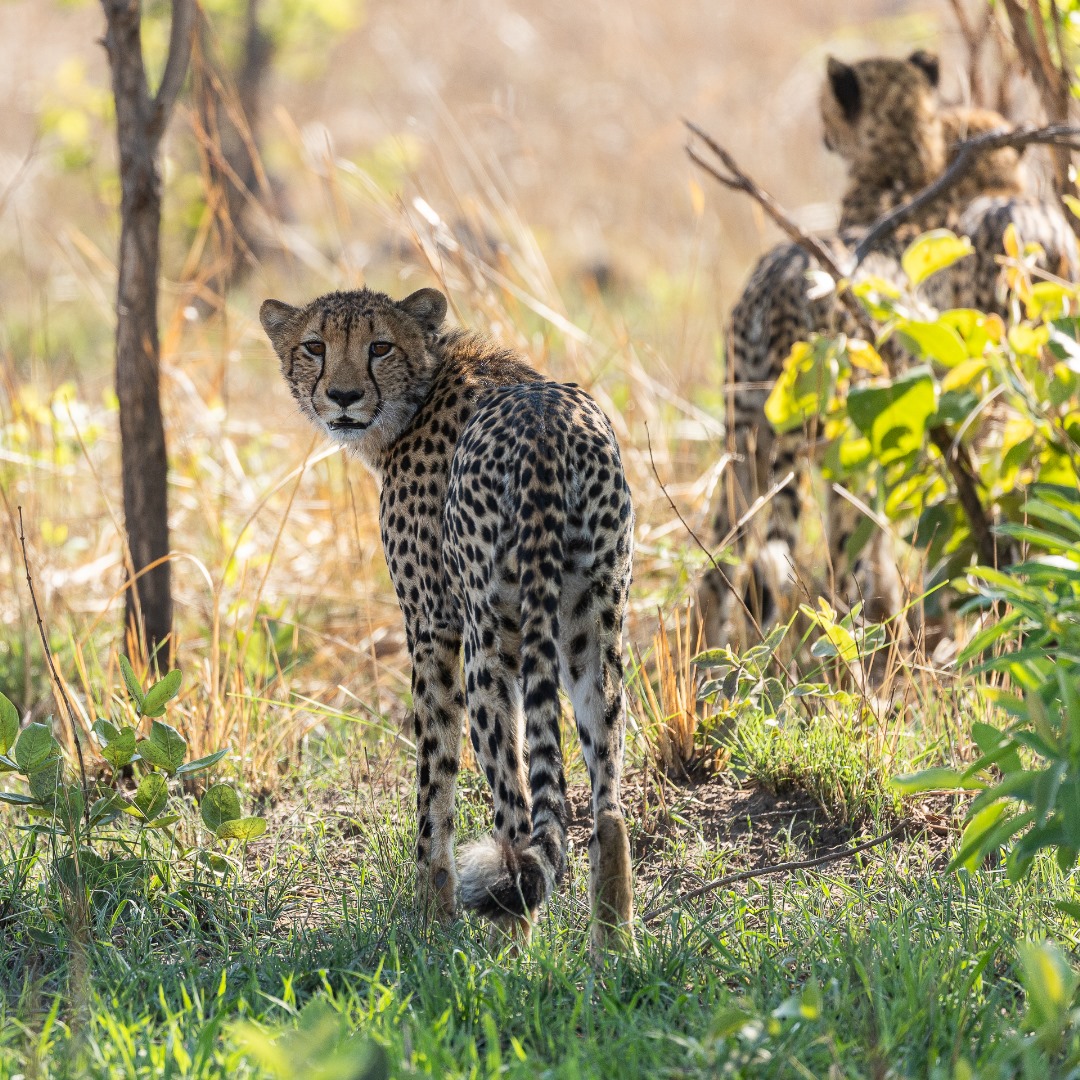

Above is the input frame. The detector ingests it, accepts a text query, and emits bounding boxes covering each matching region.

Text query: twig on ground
[853,123,1080,264]
[641,821,907,924]
[17,507,91,827]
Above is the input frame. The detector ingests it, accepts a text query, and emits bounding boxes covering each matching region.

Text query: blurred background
[0,0,1043,749]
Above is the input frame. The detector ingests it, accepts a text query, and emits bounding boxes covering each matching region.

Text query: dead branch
[853,123,1080,265]
[641,821,906,924]
[17,507,91,827]
[929,428,1001,568]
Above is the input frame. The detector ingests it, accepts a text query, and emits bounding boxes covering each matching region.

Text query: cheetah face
[260,287,447,464]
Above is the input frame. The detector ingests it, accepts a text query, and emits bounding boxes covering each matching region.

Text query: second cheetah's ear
[397,288,448,332]
[826,57,861,124]
[908,49,940,88]
[260,299,301,354]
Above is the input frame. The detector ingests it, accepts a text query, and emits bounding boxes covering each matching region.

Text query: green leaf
[847,366,937,466]
[142,814,180,831]
[14,723,60,775]
[201,784,242,832]
[0,791,39,806]
[176,748,229,777]
[215,816,267,842]
[140,670,182,718]
[118,654,144,710]
[891,766,984,795]
[1019,939,1079,1042]
[0,692,19,756]
[137,720,187,775]
[96,724,136,770]
[895,319,968,368]
[902,230,974,286]
[133,773,169,821]
[28,761,63,802]
[88,792,130,826]
[764,338,839,433]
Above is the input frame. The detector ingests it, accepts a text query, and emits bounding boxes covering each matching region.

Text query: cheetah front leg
[410,625,465,922]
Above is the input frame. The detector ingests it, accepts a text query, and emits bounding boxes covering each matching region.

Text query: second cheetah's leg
[559,558,634,954]
[411,624,465,921]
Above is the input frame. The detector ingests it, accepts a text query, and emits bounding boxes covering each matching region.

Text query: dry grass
[0,0,1021,792]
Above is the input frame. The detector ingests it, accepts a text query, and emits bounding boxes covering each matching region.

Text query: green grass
[0,734,1073,1080]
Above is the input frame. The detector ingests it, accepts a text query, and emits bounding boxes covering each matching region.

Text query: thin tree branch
[929,427,1000,568]
[685,120,893,364]
[17,508,91,828]
[149,0,197,145]
[642,822,906,924]
[853,123,1080,265]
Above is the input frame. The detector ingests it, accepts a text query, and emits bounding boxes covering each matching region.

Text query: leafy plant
[0,657,264,898]
[895,486,1080,881]
[764,227,1080,594]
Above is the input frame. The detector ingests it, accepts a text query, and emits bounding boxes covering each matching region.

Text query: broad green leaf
[847,366,937,466]
[890,767,984,795]
[0,692,18,756]
[99,726,136,770]
[143,813,181,831]
[939,309,990,357]
[140,670,182,718]
[941,356,988,392]
[1008,324,1050,357]
[89,792,130,826]
[118,654,144,710]
[28,761,62,802]
[764,338,838,433]
[201,784,242,832]
[137,720,187,775]
[896,319,967,368]
[215,816,267,842]
[902,230,973,286]
[1018,939,1078,1039]
[14,723,60,775]
[133,773,169,821]
[0,791,38,805]
[845,338,885,374]
[176,748,229,776]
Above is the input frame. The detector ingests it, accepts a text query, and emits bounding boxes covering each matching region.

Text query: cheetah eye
[370,341,393,358]
[303,341,325,358]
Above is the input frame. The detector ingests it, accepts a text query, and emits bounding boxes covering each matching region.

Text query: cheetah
[260,286,635,950]
[698,50,1078,651]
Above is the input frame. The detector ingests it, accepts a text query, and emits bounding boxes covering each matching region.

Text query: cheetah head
[820,51,944,181]
[260,286,447,468]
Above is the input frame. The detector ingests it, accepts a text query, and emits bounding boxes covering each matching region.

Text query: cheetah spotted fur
[261,286,635,950]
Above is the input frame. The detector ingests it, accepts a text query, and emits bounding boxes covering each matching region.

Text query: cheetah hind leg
[559,572,635,955]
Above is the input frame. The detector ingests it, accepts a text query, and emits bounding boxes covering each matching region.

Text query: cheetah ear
[826,56,861,124]
[260,299,301,355]
[908,49,940,88]
[397,288,447,332]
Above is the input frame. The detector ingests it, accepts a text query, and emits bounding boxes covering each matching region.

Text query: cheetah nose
[327,388,364,408]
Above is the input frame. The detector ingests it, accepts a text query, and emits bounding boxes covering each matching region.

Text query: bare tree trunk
[100,0,195,663]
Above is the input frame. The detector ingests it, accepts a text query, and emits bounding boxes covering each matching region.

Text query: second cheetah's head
[820,51,944,183]
[260,286,447,469]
